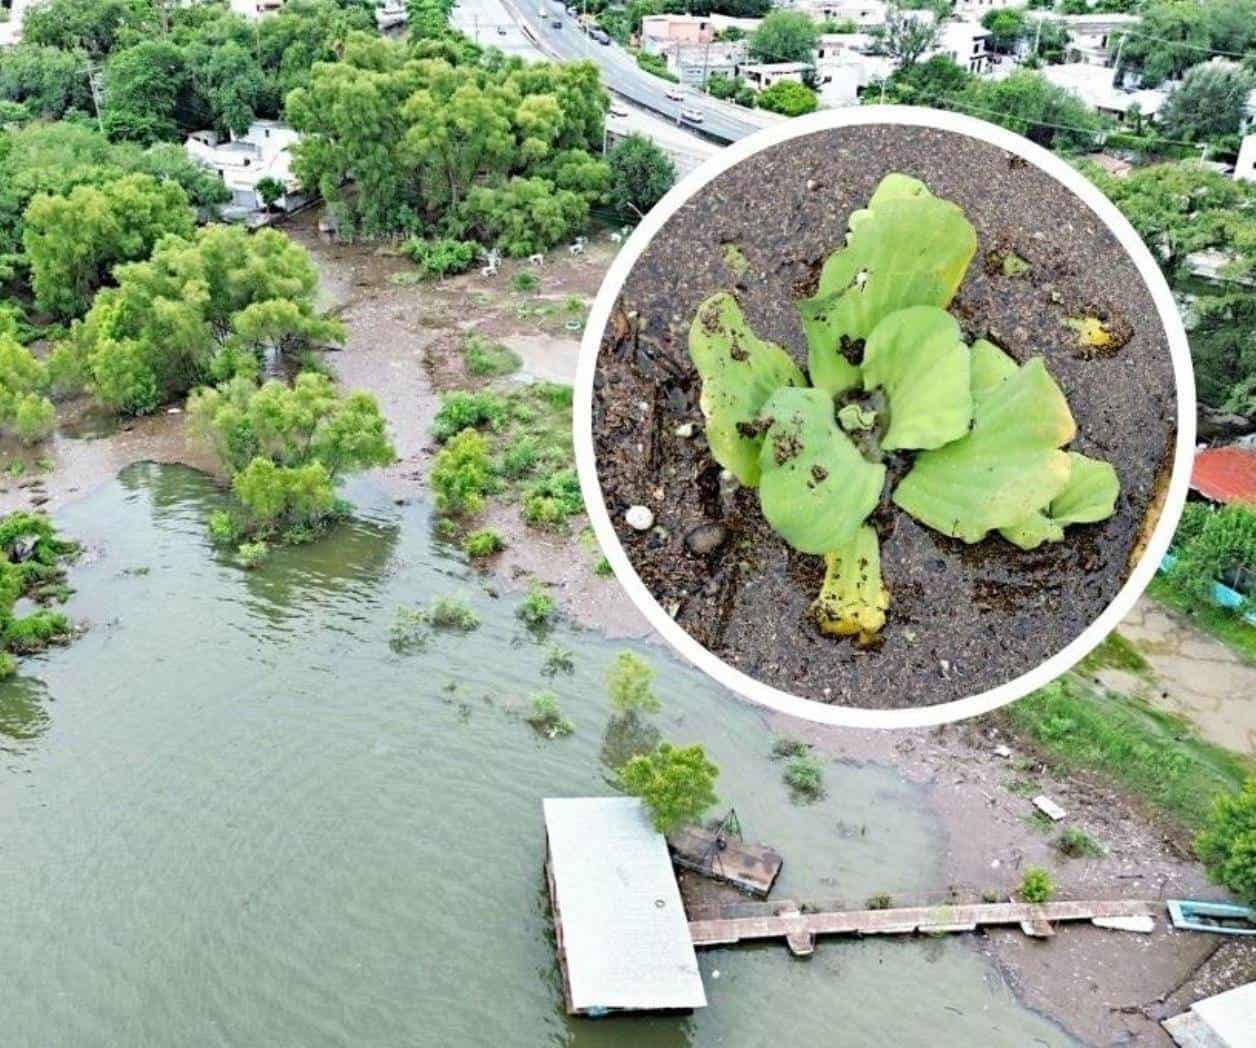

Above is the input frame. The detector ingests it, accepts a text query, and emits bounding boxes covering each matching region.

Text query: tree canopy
[757,79,819,116]
[748,11,819,65]
[606,133,676,221]
[1158,60,1256,144]
[620,741,719,833]
[1116,0,1256,87]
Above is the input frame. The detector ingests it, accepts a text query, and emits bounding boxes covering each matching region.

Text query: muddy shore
[5,218,1250,1046]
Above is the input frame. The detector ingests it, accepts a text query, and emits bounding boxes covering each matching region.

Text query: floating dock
[668,824,783,898]
[688,898,1162,956]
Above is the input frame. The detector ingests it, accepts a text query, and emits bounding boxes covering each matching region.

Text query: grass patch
[510,271,539,294]
[1055,826,1104,858]
[784,755,825,801]
[866,892,893,910]
[542,642,575,677]
[463,333,521,378]
[517,584,557,630]
[526,690,574,738]
[1077,631,1152,677]
[593,554,613,577]
[463,529,505,559]
[1000,676,1255,830]
[1019,867,1055,903]
[771,737,811,759]
[426,595,481,632]
[1147,574,1256,665]
[432,391,508,442]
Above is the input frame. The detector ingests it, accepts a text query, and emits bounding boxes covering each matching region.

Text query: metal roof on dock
[543,797,707,1014]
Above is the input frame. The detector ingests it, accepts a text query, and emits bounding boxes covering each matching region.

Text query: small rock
[939,658,952,678]
[674,422,695,438]
[993,744,1012,759]
[166,407,182,415]
[685,524,727,556]
[625,505,654,531]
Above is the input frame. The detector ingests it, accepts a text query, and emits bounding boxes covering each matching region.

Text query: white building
[229,0,284,20]
[931,20,991,74]
[1237,133,1256,184]
[376,0,407,31]
[0,0,32,47]
[640,14,714,56]
[817,31,877,60]
[799,0,888,28]
[185,120,307,216]
[739,62,812,92]
[1042,62,1165,122]
[954,0,1021,12]
[665,41,746,87]
[1036,12,1139,66]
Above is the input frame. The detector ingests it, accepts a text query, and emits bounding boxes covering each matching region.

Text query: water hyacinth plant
[689,174,1120,644]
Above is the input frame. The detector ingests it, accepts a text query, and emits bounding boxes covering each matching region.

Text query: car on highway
[496,24,507,34]
[680,106,704,123]
[551,16,563,27]
[589,27,611,44]
[665,86,685,101]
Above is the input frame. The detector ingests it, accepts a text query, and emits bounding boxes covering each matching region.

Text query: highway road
[488,0,780,142]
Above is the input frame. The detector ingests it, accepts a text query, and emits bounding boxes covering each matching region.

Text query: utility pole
[85,62,105,134]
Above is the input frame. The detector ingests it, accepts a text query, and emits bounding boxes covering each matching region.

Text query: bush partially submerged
[432,391,508,442]
[430,429,496,516]
[0,512,79,673]
[783,754,825,800]
[526,691,574,738]
[607,650,661,716]
[517,584,556,630]
[689,174,1120,643]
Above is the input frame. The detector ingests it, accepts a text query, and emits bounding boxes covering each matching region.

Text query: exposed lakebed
[0,463,1073,1046]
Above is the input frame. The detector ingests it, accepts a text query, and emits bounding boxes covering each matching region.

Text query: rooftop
[1190,445,1256,506]
[543,797,706,1015]
[740,61,814,74]
[1042,62,1165,116]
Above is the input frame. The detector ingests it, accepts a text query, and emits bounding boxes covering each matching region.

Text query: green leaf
[860,306,971,451]
[689,291,806,487]
[1049,453,1120,525]
[813,524,889,643]
[969,338,1018,407]
[757,387,885,555]
[837,403,877,432]
[893,358,1075,543]
[797,176,976,397]
[999,511,1065,551]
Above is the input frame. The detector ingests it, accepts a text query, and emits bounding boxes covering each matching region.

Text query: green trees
[757,79,819,116]
[1117,0,1256,86]
[1159,61,1256,144]
[962,70,1105,151]
[1196,779,1256,905]
[0,44,96,121]
[21,0,153,59]
[748,11,818,65]
[606,134,675,221]
[62,225,341,415]
[882,3,941,70]
[188,371,394,543]
[981,8,1027,54]
[22,173,194,318]
[878,54,971,106]
[1167,504,1256,612]
[620,741,720,833]
[607,650,661,715]
[0,315,55,444]
[0,512,79,677]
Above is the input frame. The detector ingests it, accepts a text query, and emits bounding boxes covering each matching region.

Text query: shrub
[426,594,480,632]
[620,741,719,833]
[235,541,269,570]
[501,435,540,478]
[593,554,613,577]
[432,391,508,442]
[463,334,521,378]
[771,737,811,759]
[1167,504,1256,614]
[430,428,495,516]
[1055,827,1104,858]
[522,469,583,527]
[510,271,539,293]
[542,642,575,677]
[1019,867,1055,903]
[3,608,71,653]
[517,583,556,629]
[1196,778,1256,905]
[389,605,430,653]
[526,691,575,738]
[463,529,505,559]
[207,510,245,547]
[784,755,825,799]
[607,650,660,715]
[866,892,893,910]
[401,237,478,279]
[12,392,56,444]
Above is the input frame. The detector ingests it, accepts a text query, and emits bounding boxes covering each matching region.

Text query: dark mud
[592,123,1177,709]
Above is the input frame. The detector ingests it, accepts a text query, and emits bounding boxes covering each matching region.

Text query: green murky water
[0,465,1074,1047]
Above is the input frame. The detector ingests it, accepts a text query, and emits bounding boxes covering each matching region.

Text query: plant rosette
[689,174,1119,644]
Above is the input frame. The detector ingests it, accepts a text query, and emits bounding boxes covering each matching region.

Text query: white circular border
[575,105,1196,730]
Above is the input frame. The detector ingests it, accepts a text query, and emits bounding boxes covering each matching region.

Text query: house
[816,31,878,61]
[640,14,714,56]
[1042,63,1165,122]
[739,62,811,92]
[0,0,32,47]
[185,120,307,217]
[797,0,888,29]
[1046,12,1140,66]
[1237,133,1256,184]
[817,49,893,105]
[931,20,991,74]
[954,0,1020,12]
[543,797,707,1016]
[230,0,284,19]
[665,41,746,87]
[375,0,407,31]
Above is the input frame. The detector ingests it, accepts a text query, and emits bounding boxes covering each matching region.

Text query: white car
[680,106,704,123]
[665,86,685,101]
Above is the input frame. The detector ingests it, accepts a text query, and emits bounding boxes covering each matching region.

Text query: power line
[1106,28,1254,62]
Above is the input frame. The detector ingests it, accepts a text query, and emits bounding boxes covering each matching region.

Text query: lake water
[0,465,1074,1046]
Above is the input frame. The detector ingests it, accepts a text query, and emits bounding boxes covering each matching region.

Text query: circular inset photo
[575,108,1195,728]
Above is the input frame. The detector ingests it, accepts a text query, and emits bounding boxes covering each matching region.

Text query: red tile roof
[1191,445,1256,506]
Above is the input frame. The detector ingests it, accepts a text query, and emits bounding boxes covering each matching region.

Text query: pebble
[625,505,654,531]
[674,422,695,438]
[685,524,727,556]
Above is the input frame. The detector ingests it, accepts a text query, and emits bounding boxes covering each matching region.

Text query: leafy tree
[606,133,675,221]
[461,177,589,258]
[101,40,196,145]
[22,172,193,318]
[1196,779,1256,904]
[0,511,78,675]
[606,650,661,715]
[962,69,1105,151]
[21,0,155,59]
[1167,504,1256,610]
[255,177,285,212]
[757,79,819,116]
[1117,0,1256,86]
[748,11,818,65]
[881,3,941,70]
[878,54,972,105]
[188,371,394,540]
[65,225,341,414]
[620,741,720,833]
[1159,60,1256,144]
[981,7,1027,54]
[0,44,96,121]
[0,317,55,444]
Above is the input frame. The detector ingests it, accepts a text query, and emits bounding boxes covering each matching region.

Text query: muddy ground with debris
[592,123,1179,710]
[3,216,1246,1047]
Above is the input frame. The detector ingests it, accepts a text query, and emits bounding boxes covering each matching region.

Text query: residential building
[376,0,407,31]
[707,13,761,36]
[954,0,1020,12]
[640,14,714,56]
[664,41,746,87]
[1038,12,1139,66]
[932,20,991,74]
[185,120,307,216]
[739,62,812,92]
[816,48,893,105]
[798,0,888,28]
[1042,62,1165,122]
[1237,133,1256,184]
[0,0,32,47]
[230,0,284,20]
[816,31,877,61]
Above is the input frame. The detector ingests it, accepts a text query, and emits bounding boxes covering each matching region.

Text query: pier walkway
[689,898,1161,956]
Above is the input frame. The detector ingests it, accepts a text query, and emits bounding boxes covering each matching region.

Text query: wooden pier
[688,898,1161,957]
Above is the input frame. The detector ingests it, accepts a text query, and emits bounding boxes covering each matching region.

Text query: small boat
[1167,899,1256,936]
